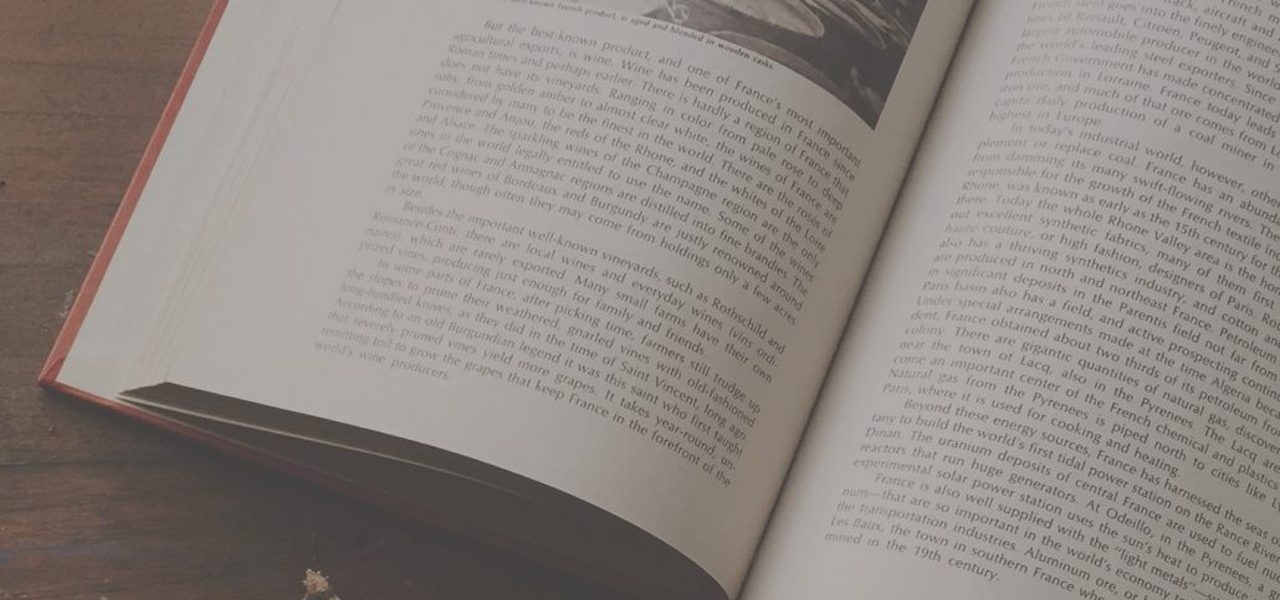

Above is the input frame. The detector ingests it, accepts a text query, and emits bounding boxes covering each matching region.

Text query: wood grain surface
[0,2,616,598]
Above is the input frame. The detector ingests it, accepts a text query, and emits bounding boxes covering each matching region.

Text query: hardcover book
[43,1,1280,598]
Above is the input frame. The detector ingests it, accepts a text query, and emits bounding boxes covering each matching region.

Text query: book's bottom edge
[38,379,723,600]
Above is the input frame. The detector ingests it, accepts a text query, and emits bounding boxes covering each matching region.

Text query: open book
[41,0,1280,597]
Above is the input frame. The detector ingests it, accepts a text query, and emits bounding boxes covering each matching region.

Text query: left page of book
[62,0,971,594]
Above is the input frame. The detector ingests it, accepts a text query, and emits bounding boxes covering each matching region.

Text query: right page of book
[744,0,1280,598]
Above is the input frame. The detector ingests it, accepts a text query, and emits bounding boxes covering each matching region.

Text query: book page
[745,0,1280,598]
[141,0,972,593]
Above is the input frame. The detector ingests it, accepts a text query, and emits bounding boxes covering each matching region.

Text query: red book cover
[40,0,227,389]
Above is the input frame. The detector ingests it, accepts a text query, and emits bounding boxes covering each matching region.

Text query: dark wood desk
[0,2,613,598]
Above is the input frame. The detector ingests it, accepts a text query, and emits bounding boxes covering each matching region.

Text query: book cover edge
[38,0,232,387]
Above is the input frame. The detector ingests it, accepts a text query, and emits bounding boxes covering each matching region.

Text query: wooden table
[0,2,616,598]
